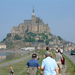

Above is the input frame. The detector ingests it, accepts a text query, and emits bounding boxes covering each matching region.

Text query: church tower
[31,5,36,23]
[11,5,51,41]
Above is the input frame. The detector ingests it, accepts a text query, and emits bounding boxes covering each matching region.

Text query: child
[10,67,14,75]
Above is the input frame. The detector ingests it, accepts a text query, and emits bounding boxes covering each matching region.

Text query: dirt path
[0,54,31,68]
[61,64,67,75]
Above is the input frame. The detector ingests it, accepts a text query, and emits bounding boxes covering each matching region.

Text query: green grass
[0,57,31,75]
[38,52,45,75]
[63,54,75,75]
[0,51,33,75]
[0,50,75,75]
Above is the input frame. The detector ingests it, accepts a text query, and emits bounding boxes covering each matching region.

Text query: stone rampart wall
[11,17,51,40]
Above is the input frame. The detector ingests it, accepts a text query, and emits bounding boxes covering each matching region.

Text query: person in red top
[61,55,65,68]
[10,67,14,75]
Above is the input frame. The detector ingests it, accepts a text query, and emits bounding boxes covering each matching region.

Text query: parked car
[70,50,75,55]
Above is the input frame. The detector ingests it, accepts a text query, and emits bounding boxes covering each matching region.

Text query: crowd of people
[26,47,65,75]
[10,47,65,75]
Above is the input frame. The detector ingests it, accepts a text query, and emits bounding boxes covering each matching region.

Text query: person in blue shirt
[26,53,40,75]
[41,51,59,75]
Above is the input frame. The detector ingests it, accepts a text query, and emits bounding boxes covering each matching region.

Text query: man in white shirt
[60,48,63,54]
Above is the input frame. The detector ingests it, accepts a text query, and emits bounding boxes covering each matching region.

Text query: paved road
[63,51,75,65]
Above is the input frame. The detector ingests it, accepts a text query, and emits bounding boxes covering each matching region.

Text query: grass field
[63,55,75,75]
[0,50,75,75]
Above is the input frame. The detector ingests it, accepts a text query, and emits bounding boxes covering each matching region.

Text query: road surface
[63,51,75,65]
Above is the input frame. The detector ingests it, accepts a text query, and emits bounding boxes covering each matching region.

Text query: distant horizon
[0,0,75,43]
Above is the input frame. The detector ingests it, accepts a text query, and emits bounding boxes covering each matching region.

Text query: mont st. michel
[1,7,75,50]
[11,7,50,40]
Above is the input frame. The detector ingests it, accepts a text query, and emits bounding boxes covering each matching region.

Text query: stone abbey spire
[31,4,36,23]
[11,5,51,40]
[32,4,35,17]
[33,5,34,13]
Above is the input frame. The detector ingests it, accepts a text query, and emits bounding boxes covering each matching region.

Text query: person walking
[55,49,63,75]
[61,55,65,68]
[37,55,40,60]
[41,51,59,75]
[55,48,58,53]
[43,47,53,58]
[60,48,63,54]
[10,67,14,75]
[26,53,40,75]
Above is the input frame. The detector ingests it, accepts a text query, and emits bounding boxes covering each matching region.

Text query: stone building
[0,43,6,49]
[11,7,51,40]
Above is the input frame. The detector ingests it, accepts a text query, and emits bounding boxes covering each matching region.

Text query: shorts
[57,62,62,70]
[27,67,38,75]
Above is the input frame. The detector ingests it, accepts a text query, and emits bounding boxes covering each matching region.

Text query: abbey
[11,7,51,39]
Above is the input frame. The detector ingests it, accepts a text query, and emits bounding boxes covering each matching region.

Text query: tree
[41,36,45,39]
[45,35,48,39]
[37,39,44,42]
[6,33,11,38]
[13,35,22,40]
[29,36,31,39]
[0,38,6,43]
[44,31,47,33]
[41,33,45,36]
[45,39,49,45]
[49,33,52,36]
[10,41,13,45]
[0,33,11,43]
[24,38,36,42]
[50,38,53,41]
[25,29,28,33]
[27,32,37,37]
[41,34,48,39]
[58,36,62,40]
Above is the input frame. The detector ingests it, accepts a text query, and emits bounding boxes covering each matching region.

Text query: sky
[0,0,75,43]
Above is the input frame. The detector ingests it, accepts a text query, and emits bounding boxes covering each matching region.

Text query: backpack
[61,57,65,65]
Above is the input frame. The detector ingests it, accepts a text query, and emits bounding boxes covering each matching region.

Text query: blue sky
[0,0,75,43]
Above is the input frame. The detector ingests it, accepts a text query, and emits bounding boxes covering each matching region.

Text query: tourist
[37,55,40,60]
[26,53,40,75]
[55,49,63,75]
[56,48,58,53]
[61,55,65,68]
[41,51,59,75]
[43,47,53,58]
[10,67,14,75]
[60,47,63,54]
